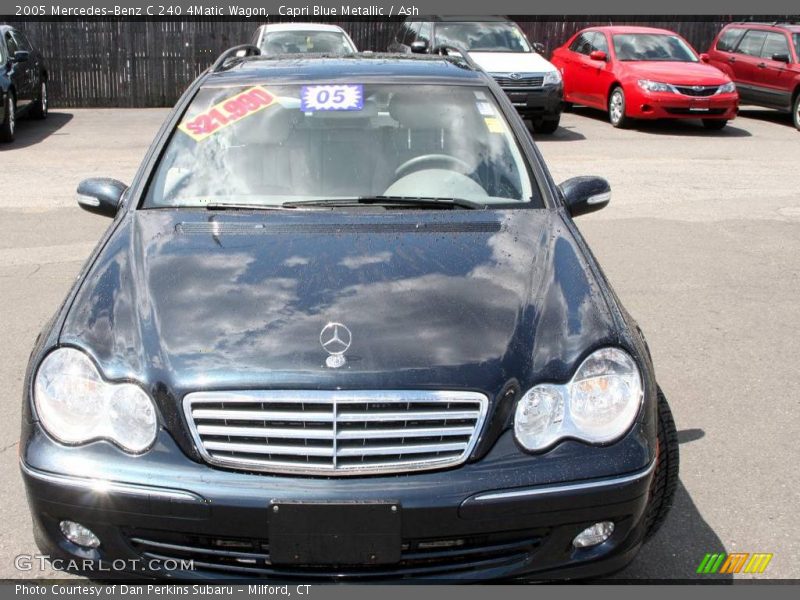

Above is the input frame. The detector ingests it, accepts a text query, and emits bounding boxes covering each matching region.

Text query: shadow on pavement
[569,106,751,138]
[737,107,796,129]
[527,121,587,142]
[611,427,732,582]
[0,111,73,150]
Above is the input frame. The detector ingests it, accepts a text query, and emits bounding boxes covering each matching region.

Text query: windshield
[612,34,698,62]
[794,33,800,59]
[435,22,532,53]
[259,31,355,55]
[144,84,536,208]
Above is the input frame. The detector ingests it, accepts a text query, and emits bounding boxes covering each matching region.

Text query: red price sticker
[178,86,277,142]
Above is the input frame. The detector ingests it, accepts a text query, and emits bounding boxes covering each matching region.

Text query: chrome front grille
[675,85,719,97]
[183,390,488,476]
[492,74,545,88]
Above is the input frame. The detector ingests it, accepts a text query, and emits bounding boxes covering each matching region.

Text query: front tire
[643,386,679,541]
[702,119,727,130]
[0,94,15,143]
[608,87,629,128]
[792,93,800,131]
[30,80,48,120]
[533,114,561,134]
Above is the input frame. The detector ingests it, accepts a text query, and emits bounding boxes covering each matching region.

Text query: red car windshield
[612,34,698,62]
[794,33,800,60]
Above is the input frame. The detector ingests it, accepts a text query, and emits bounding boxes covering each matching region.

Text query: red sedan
[551,26,739,129]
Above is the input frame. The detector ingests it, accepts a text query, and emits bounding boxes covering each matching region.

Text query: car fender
[709,59,736,80]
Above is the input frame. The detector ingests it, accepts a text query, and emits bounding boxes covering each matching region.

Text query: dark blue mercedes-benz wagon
[19,47,678,581]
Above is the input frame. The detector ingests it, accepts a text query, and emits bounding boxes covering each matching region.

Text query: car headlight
[514,347,643,451]
[637,79,674,93]
[717,81,736,94]
[543,70,562,85]
[33,347,157,454]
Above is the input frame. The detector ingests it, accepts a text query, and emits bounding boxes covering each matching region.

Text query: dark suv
[1,24,48,142]
[707,22,800,130]
[388,17,564,133]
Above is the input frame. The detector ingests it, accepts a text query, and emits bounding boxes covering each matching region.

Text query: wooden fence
[5,17,745,108]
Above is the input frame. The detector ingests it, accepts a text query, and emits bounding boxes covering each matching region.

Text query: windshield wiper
[204,203,286,211]
[282,196,485,210]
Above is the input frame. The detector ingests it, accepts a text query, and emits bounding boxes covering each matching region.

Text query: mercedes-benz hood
[61,209,617,399]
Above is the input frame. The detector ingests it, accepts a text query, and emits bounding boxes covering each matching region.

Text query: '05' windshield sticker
[301,84,363,112]
[178,86,277,142]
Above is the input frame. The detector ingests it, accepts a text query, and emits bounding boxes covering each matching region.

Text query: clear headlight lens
[514,348,643,451]
[34,348,157,453]
[543,70,562,85]
[637,79,673,93]
[717,81,736,94]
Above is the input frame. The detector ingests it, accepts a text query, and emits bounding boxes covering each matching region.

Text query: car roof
[204,54,486,86]
[727,22,800,32]
[428,15,511,22]
[257,23,348,33]
[589,26,681,36]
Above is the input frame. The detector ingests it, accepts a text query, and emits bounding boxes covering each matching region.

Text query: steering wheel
[393,154,472,181]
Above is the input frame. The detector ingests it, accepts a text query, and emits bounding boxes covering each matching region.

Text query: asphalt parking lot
[1,106,798,580]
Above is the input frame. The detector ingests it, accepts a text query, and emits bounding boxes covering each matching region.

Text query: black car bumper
[20,421,654,582]
[498,84,563,119]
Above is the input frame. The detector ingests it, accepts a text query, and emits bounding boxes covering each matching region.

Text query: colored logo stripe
[744,553,773,574]
[720,553,749,573]
[697,553,726,573]
[697,552,773,574]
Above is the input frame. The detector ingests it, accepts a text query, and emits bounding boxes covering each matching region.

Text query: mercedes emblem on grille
[320,322,352,368]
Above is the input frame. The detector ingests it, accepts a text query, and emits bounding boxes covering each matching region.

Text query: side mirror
[533,42,546,55]
[771,53,791,64]
[700,53,711,63]
[559,176,611,217]
[589,50,607,62]
[13,50,30,63]
[410,40,429,54]
[76,178,127,218]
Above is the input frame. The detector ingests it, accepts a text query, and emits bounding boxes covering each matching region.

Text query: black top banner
[1,0,800,17]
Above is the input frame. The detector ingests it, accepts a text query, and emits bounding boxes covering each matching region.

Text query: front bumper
[629,89,739,120]
[497,83,563,118]
[20,421,654,582]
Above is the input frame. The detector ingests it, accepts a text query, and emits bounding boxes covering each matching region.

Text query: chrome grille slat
[192,409,334,422]
[208,455,335,470]
[336,442,468,457]
[197,425,334,439]
[336,426,474,440]
[184,390,488,476]
[203,441,335,457]
[336,410,480,422]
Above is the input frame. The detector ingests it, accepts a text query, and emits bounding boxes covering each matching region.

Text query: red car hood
[621,61,730,85]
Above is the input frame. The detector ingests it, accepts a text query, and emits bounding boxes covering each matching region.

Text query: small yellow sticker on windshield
[484,117,506,134]
[178,86,277,142]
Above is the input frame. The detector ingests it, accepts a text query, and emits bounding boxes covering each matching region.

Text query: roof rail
[211,44,261,73]
[432,44,479,70]
[731,20,800,27]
